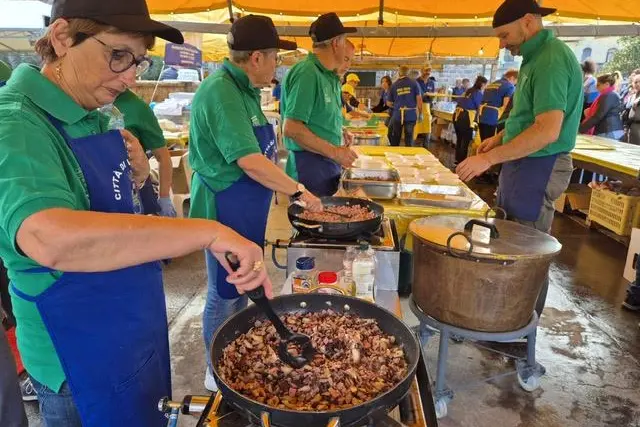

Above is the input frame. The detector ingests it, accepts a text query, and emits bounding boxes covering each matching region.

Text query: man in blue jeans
[388,65,422,147]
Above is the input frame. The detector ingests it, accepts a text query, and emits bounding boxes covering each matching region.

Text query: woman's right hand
[208,224,273,298]
[300,191,323,212]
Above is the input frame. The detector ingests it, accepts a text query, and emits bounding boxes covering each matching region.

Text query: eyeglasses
[91,37,153,77]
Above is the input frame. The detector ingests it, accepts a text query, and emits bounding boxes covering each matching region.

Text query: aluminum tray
[349,166,396,180]
[398,183,475,209]
[342,170,399,200]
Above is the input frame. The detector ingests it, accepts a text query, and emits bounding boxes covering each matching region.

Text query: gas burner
[289,218,396,251]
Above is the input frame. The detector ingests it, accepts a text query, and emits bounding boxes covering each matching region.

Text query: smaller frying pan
[288,197,384,239]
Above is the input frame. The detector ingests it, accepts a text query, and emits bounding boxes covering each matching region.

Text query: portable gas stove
[270,218,401,291]
[159,345,436,427]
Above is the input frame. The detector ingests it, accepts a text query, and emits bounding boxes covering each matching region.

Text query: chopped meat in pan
[298,205,376,223]
[218,310,407,411]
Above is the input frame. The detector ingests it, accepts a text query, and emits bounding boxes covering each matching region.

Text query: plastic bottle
[99,104,142,214]
[341,247,357,297]
[352,243,376,302]
[292,257,316,294]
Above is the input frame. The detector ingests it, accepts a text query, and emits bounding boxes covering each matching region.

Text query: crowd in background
[580,59,640,145]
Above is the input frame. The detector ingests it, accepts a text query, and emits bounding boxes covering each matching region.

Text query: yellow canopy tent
[147,0,640,22]
[148,1,633,62]
[150,9,502,60]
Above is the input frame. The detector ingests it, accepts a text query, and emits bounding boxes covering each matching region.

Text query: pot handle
[464,219,500,238]
[292,221,323,231]
[446,231,474,258]
[485,206,507,221]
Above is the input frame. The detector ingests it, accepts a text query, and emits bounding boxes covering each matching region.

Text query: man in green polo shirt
[456,0,582,316]
[114,89,176,217]
[188,15,322,392]
[281,12,359,196]
[0,60,11,83]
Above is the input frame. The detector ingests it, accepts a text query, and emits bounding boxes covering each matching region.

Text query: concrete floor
[25,143,640,427]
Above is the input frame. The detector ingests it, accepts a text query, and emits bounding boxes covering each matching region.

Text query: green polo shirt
[503,29,583,157]
[114,89,166,151]
[281,54,342,179]
[0,64,109,392]
[0,60,11,82]
[188,59,264,221]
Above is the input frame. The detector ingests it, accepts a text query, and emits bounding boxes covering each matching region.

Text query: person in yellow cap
[342,83,370,120]
[343,73,360,109]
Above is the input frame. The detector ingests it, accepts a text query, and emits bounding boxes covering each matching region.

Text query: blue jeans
[389,120,416,147]
[203,251,248,370]
[30,377,81,427]
[597,130,624,140]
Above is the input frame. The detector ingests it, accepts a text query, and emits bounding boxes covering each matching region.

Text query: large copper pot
[410,215,562,332]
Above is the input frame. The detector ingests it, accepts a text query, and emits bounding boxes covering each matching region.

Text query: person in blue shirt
[372,75,392,114]
[388,65,423,147]
[271,78,281,101]
[451,79,465,97]
[416,66,436,104]
[478,69,519,141]
[582,60,598,121]
[454,75,488,164]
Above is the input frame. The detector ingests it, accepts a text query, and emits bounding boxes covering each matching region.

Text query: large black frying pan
[210,293,420,427]
[288,197,384,239]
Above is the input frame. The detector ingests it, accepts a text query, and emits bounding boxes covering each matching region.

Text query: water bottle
[99,104,143,214]
[341,247,357,296]
[352,243,376,302]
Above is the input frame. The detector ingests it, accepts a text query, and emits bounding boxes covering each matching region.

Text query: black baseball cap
[50,0,184,44]
[228,15,297,51]
[492,0,556,28]
[309,12,357,43]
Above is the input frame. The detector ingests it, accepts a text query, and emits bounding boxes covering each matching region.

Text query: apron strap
[44,113,73,141]
[194,171,217,194]
[9,282,37,302]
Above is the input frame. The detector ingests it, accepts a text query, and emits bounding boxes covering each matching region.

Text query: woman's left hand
[121,130,150,187]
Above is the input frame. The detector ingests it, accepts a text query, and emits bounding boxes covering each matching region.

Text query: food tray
[342,170,399,200]
[349,167,396,180]
[398,184,475,209]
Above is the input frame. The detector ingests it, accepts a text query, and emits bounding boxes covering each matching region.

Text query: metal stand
[409,298,545,419]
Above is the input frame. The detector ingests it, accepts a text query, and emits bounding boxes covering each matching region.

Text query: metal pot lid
[409,215,562,259]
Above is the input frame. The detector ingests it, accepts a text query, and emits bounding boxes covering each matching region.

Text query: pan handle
[446,232,474,259]
[292,221,323,231]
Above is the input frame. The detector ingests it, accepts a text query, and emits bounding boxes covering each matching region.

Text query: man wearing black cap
[281,12,359,197]
[188,14,322,392]
[457,0,582,315]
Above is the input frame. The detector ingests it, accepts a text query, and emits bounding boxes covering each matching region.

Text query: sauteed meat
[298,205,376,223]
[218,310,407,411]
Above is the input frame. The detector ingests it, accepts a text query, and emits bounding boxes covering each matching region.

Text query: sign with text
[164,43,203,68]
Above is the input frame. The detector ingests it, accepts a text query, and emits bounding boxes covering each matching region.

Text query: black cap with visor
[492,0,556,28]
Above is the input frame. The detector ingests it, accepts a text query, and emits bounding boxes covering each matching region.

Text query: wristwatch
[291,183,306,200]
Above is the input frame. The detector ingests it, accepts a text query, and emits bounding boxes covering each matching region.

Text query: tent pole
[226,0,234,22]
[378,0,384,25]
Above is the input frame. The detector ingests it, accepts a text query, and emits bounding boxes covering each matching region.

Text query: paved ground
[25,142,640,426]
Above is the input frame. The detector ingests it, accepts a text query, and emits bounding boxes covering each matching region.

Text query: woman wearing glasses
[0,1,273,426]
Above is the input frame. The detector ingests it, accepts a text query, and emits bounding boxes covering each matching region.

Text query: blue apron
[497,154,559,222]
[10,115,170,427]
[294,151,342,197]
[196,66,275,299]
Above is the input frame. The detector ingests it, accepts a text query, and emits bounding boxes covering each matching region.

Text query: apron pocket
[111,350,167,425]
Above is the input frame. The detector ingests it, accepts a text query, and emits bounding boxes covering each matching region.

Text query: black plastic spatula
[224,253,315,369]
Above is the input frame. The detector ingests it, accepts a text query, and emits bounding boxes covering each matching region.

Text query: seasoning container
[292,257,316,293]
[313,271,347,295]
[353,243,376,302]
